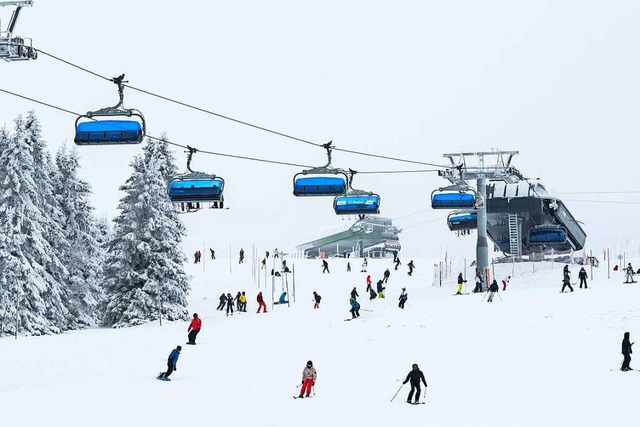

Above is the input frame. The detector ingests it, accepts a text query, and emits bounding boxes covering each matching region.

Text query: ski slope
[1,248,639,426]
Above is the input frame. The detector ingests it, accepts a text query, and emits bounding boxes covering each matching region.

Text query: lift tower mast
[437,151,522,287]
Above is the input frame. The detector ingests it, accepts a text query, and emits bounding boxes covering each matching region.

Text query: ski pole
[390,383,405,402]
[481,291,489,302]
[497,291,503,301]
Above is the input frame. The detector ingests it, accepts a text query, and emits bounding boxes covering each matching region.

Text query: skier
[369,286,377,300]
[621,332,634,371]
[625,263,635,283]
[502,275,511,291]
[260,258,266,269]
[383,268,391,284]
[402,363,428,404]
[347,262,351,272]
[239,291,247,312]
[322,259,330,274]
[266,250,270,259]
[313,291,321,309]
[298,360,317,399]
[563,264,570,276]
[578,267,588,289]
[157,346,181,380]
[226,293,234,316]
[239,248,244,264]
[456,273,467,295]
[393,250,398,263]
[235,291,242,311]
[561,272,574,293]
[473,271,484,293]
[394,257,402,271]
[349,297,361,319]
[282,260,290,273]
[377,279,386,298]
[365,275,372,292]
[274,248,279,258]
[257,291,268,313]
[487,279,499,302]
[350,287,359,300]
[193,251,199,264]
[398,287,408,309]
[196,250,201,263]
[361,258,368,272]
[187,313,201,345]
[216,293,227,310]
[210,248,215,260]
[407,260,415,276]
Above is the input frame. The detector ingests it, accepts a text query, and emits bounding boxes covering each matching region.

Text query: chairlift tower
[437,151,522,285]
[0,0,36,61]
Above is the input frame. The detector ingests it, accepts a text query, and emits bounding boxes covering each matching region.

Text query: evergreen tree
[54,146,106,326]
[144,133,179,183]
[103,150,189,328]
[0,116,69,336]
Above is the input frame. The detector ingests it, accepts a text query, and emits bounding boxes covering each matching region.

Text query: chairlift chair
[527,225,568,245]
[333,169,381,215]
[447,210,477,231]
[431,186,477,209]
[74,75,146,145]
[293,142,348,196]
[168,147,225,213]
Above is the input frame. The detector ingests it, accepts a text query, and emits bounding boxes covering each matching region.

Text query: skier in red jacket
[257,292,268,313]
[187,313,202,345]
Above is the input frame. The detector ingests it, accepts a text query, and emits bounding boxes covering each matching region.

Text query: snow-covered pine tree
[144,133,179,183]
[0,116,70,336]
[54,146,106,327]
[103,150,189,328]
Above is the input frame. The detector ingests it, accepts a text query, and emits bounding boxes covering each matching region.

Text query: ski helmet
[412,363,418,369]
[307,360,313,367]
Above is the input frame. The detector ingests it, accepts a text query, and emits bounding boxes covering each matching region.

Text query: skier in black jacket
[487,279,499,302]
[350,287,359,300]
[578,267,588,289]
[621,332,634,371]
[403,363,428,404]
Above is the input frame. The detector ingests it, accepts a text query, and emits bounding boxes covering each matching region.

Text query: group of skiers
[193,250,202,263]
[216,292,249,315]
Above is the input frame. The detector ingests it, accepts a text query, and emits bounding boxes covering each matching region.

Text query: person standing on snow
[625,263,635,283]
[377,279,386,298]
[257,291,268,313]
[347,262,351,272]
[239,248,245,264]
[487,279,499,302]
[235,291,242,311]
[394,257,402,271]
[361,258,368,272]
[322,259,330,274]
[187,313,202,345]
[349,297,361,319]
[578,267,588,289]
[210,248,215,260]
[502,275,511,291]
[158,346,181,379]
[226,293,235,316]
[402,363,428,404]
[456,273,467,295]
[313,291,321,309]
[298,361,317,399]
[621,332,634,371]
[407,260,415,276]
[239,291,247,312]
[398,288,408,309]
[216,293,227,310]
[473,271,484,293]
[561,272,574,293]
[365,275,372,292]
[383,268,391,284]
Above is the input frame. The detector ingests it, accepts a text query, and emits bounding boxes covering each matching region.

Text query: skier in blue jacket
[349,297,360,319]
[158,346,181,379]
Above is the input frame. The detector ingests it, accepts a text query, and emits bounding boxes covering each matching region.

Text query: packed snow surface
[2,251,639,426]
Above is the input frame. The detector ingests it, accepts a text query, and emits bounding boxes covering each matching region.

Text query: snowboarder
[361,258,368,272]
[578,267,588,288]
[369,287,377,300]
[365,275,372,292]
[226,293,234,316]
[322,259,330,274]
[456,273,467,295]
[502,275,511,291]
[473,271,484,293]
[621,331,634,371]
[561,272,574,293]
[239,248,244,264]
[157,346,181,380]
[377,279,386,298]
[625,263,635,283]
[350,287,359,300]
[402,363,428,404]
[349,297,361,319]
[398,288,408,309]
[257,291,267,313]
[187,313,201,345]
[407,260,415,276]
[239,291,247,312]
[274,292,289,305]
[216,293,227,310]
[394,257,402,271]
[347,262,351,272]
[383,268,391,284]
[313,291,321,309]
[298,361,317,399]
[210,248,215,260]
[487,279,499,302]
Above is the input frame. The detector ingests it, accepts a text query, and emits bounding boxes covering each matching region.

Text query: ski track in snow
[2,248,639,427]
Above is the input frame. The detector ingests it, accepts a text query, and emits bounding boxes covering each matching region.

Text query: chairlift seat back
[334,194,381,215]
[293,176,347,196]
[74,120,143,145]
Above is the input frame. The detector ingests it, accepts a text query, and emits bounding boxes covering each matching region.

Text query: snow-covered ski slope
[2,220,640,426]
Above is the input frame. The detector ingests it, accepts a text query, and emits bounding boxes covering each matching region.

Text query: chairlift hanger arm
[1,1,33,33]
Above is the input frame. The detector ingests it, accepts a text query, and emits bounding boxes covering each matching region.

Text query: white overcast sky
[1,0,639,258]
